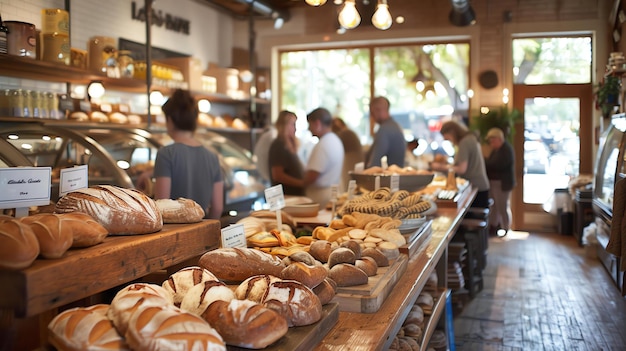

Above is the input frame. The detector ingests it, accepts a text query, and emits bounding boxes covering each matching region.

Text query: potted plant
[470,105,521,144]
[595,75,621,118]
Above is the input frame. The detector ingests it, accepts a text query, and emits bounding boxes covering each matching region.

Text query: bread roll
[327,247,356,268]
[340,239,362,259]
[127,114,142,125]
[262,280,322,327]
[312,278,337,305]
[328,263,369,287]
[48,304,130,351]
[162,266,218,306]
[59,212,108,248]
[55,185,163,235]
[282,250,317,266]
[362,247,390,267]
[21,213,73,259]
[0,219,40,270]
[198,248,285,283]
[125,305,226,351]
[309,240,333,263]
[180,280,235,316]
[355,257,378,276]
[69,111,89,122]
[236,275,282,302]
[280,261,327,289]
[90,111,109,122]
[109,112,128,124]
[155,198,205,224]
[107,283,173,335]
[202,299,288,349]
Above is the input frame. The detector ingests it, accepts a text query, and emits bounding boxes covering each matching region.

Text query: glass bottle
[118,50,134,78]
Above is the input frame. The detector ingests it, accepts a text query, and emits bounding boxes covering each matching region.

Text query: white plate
[398,217,427,234]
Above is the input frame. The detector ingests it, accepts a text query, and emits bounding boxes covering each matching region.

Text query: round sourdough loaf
[0,219,40,270]
[179,280,235,316]
[198,247,285,283]
[234,274,281,302]
[48,304,130,351]
[162,266,218,306]
[312,278,337,305]
[280,261,327,289]
[262,280,322,327]
[107,283,173,336]
[328,263,369,287]
[55,185,162,235]
[125,305,225,351]
[155,198,205,223]
[202,299,288,349]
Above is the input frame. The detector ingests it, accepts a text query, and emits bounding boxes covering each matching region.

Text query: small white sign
[265,184,285,211]
[390,174,399,192]
[59,165,88,197]
[347,180,357,200]
[0,167,51,209]
[221,223,247,248]
[330,184,338,202]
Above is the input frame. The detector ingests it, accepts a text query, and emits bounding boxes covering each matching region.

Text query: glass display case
[592,114,626,294]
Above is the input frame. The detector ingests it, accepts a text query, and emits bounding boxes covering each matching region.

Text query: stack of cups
[40,8,70,65]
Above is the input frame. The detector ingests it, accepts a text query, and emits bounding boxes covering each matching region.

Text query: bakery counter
[0,220,221,318]
[315,187,476,350]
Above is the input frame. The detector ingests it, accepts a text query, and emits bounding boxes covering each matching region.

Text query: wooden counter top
[0,220,221,318]
[315,188,476,350]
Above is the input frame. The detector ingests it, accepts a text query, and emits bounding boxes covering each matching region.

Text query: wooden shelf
[419,289,448,351]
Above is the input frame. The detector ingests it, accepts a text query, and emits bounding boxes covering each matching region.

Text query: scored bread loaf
[179,280,235,316]
[125,305,225,351]
[48,304,130,351]
[20,213,73,259]
[198,247,286,283]
[162,266,218,306]
[0,219,40,270]
[55,185,163,235]
[155,198,205,223]
[280,261,328,289]
[262,280,322,327]
[312,278,337,305]
[234,275,282,303]
[202,299,288,349]
[107,283,173,336]
[58,212,108,247]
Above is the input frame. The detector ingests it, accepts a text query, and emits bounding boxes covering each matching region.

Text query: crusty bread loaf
[328,247,357,268]
[262,280,322,327]
[340,240,362,259]
[125,305,225,351]
[162,266,218,306]
[328,263,369,287]
[198,248,286,283]
[362,247,390,267]
[179,280,235,316]
[309,240,334,263]
[107,283,173,335]
[312,278,337,305]
[355,257,378,277]
[0,219,40,270]
[55,185,163,235]
[22,212,108,250]
[202,299,288,349]
[282,250,318,266]
[155,198,205,223]
[234,275,281,303]
[280,261,328,289]
[48,304,130,351]
[20,213,73,259]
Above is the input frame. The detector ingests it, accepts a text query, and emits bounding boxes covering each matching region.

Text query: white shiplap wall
[0,0,233,69]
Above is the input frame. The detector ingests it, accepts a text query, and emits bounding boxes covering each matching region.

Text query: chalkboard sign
[118,38,189,61]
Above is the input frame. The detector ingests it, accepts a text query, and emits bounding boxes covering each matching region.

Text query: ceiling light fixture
[305,0,327,6]
[449,0,476,27]
[338,0,361,29]
[371,0,392,30]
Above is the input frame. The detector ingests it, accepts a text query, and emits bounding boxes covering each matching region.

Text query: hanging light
[87,81,105,100]
[305,0,327,6]
[338,0,361,29]
[371,0,392,30]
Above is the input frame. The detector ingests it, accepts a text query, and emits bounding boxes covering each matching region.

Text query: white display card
[221,223,247,248]
[59,165,88,197]
[265,184,285,211]
[0,167,51,209]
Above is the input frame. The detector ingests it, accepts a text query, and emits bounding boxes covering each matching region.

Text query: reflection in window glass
[512,37,591,84]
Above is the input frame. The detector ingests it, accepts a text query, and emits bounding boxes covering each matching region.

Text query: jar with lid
[118,50,134,78]
[11,89,27,117]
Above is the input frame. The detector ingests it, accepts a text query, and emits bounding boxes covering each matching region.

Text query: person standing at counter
[331,117,364,190]
[484,127,515,236]
[303,107,344,206]
[366,96,406,168]
[153,89,224,219]
[431,120,490,208]
[268,110,305,196]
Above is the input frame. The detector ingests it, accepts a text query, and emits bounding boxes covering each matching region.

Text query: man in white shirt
[303,107,345,206]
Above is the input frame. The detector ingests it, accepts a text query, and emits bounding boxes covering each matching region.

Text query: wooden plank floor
[453,231,626,350]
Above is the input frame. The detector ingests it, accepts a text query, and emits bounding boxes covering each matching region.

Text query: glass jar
[118,50,134,78]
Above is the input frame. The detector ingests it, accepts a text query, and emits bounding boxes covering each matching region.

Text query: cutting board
[331,254,408,313]
[227,303,339,351]
[400,219,433,257]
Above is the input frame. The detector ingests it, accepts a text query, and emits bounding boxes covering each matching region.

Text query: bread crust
[155,198,205,223]
[0,219,40,270]
[198,248,286,283]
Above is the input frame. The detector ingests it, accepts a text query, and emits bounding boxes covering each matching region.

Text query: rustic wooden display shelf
[0,220,221,318]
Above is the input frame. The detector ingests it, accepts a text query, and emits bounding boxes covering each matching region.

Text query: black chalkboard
[118,38,189,61]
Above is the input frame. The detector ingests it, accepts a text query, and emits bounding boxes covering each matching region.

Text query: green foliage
[594,75,621,117]
[470,105,521,144]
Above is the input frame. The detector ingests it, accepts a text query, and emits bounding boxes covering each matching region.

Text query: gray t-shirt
[455,134,490,192]
[154,143,223,212]
[367,118,406,168]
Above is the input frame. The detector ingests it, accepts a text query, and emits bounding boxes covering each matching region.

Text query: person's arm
[367,134,389,168]
[302,169,320,187]
[271,165,305,188]
[153,177,171,200]
[207,180,224,219]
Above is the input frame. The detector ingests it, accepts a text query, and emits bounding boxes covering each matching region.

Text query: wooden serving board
[400,219,433,257]
[227,303,339,351]
[331,254,408,313]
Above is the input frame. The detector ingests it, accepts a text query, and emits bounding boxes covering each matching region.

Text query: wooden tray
[331,254,408,313]
[400,219,433,257]
[227,303,339,351]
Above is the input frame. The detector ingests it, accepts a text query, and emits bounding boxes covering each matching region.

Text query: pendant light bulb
[372,1,392,30]
[338,0,361,29]
[305,0,327,6]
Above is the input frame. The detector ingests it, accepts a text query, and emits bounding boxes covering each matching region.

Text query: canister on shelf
[41,9,69,36]
[0,89,10,116]
[41,32,70,65]
[118,50,134,78]
[4,21,36,58]
[10,89,27,117]
[88,36,117,74]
